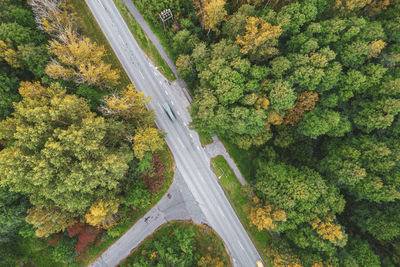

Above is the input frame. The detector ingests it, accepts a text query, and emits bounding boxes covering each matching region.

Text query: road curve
[85,0,263,266]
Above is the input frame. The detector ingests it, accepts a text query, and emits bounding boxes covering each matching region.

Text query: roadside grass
[113,0,176,81]
[118,221,232,266]
[211,156,271,263]
[199,132,213,147]
[69,0,131,89]
[131,0,178,63]
[80,143,175,266]
[219,136,260,182]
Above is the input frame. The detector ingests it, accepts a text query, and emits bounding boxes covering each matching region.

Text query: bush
[52,235,78,264]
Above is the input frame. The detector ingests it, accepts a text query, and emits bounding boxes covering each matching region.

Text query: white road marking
[139,70,144,79]
[178,139,185,148]
[98,0,104,9]
[189,134,193,138]
[177,111,181,116]
[218,206,225,217]
[238,241,244,250]
[171,100,174,105]
[118,34,123,42]
[197,146,200,150]
[165,90,169,95]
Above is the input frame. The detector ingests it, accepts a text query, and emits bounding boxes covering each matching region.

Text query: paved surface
[90,170,205,267]
[205,136,247,186]
[86,0,263,266]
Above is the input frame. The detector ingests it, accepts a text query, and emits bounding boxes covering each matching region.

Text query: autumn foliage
[68,224,99,254]
[310,215,345,243]
[248,197,286,231]
[284,91,319,126]
[140,153,167,193]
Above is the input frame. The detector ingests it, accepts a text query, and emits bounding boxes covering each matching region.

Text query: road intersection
[86,0,263,266]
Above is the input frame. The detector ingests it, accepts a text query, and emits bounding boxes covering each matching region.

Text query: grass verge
[211,156,271,263]
[199,132,213,147]
[219,136,260,182]
[113,0,176,81]
[119,221,232,266]
[69,0,131,89]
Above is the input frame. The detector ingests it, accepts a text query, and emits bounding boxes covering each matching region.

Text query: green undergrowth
[119,221,232,266]
[211,155,271,263]
[113,0,175,81]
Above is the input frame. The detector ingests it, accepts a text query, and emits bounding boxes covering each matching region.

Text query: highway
[86,0,263,266]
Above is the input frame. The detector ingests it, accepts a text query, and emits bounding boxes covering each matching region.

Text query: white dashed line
[238,241,244,250]
[165,90,169,95]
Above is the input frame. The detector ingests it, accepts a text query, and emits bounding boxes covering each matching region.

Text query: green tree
[0,82,133,214]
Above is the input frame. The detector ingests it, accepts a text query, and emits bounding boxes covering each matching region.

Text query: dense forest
[135,0,400,265]
[0,0,166,265]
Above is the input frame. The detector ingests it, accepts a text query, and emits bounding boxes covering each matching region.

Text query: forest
[1,0,400,266]
[0,0,167,265]
[133,0,400,266]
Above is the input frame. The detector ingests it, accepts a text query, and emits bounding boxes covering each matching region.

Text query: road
[86,0,263,266]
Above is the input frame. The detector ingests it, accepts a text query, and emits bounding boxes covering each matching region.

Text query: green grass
[211,156,271,263]
[113,0,176,81]
[132,0,179,63]
[219,136,260,182]
[119,221,232,266]
[199,132,213,146]
[69,0,131,89]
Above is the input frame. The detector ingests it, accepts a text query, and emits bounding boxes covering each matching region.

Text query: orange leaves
[236,17,282,56]
[18,81,47,99]
[284,91,319,126]
[248,198,286,231]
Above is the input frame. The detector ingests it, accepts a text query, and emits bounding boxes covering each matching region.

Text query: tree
[52,235,78,263]
[194,0,227,34]
[268,80,296,113]
[310,215,345,244]
[131,127,164,160]
[283,91,319,126]
[85,199,119,229]
[236,17,282,59]
[197,254,224,267]
[25,206,77,238]
[255,161,345,231]
[0,82,133,214]
[46,31,119,87]
[100,83,155,127]
[249,200,286,231]
[319,135,400,202]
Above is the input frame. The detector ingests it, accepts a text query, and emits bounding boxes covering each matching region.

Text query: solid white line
[139,71,144,79]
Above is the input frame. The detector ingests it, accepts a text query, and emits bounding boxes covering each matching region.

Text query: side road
[89,169,206,267]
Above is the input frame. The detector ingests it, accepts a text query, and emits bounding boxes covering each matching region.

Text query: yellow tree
[310,215,346,244]
[46,31,119,87]
[100,83,155,126]
[249,201,286,231]
[368,40,386,58]
[25,205,77,238]
[194,0,227,34]
[334,0,395,15]
[236,17,282,57]
[85,199,119,229]
[19,81,48,98]
[131,127,164,159]
[0,40,22,68]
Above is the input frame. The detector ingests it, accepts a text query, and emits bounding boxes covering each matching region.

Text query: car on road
[162,103,176,122]
[256,260,264,267]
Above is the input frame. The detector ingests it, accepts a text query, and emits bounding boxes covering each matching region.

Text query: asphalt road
[86,0,263,266]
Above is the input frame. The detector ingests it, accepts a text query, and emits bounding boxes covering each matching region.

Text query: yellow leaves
[265,247,303,267]
[85,199,119,229]
[236,17,282,56]
[0,40,22,68]
[254,97,270,110]
[25,205,77,238]
[19,81,47,99]
[132,127,164,159]
[249,200,286,231]
[310,215,344,243]
[46,31,119,87]
[369,40,386,58]
[195,0,227,33]
[101,83,154,125]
